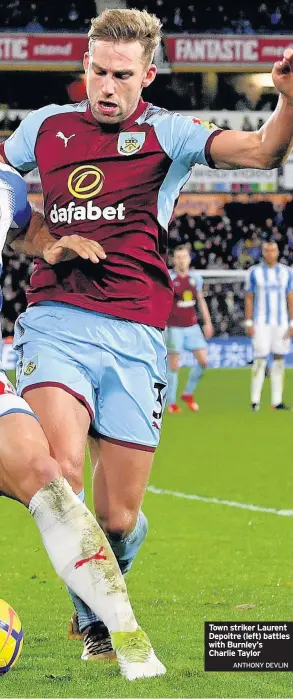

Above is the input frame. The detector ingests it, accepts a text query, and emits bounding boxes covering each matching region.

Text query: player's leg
[93,441,151,564]
[14,306,165,677]
[88,441,151,659]
[181,326,207,411]
[91,318,166,557]
[270,326,291,409]
[27,392,165,677]
[77,435,147,650]
[84,316,167,672]
[250,325,270,410]
[13,306,114,651]
[25,386,90,492]
[165,327,182,413]
[74,435,148,657]
[0,400,142,666]
[19,386,104,647]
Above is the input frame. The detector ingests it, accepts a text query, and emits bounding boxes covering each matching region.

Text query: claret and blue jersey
[166,269,207,354]
[1,99,220,329]
[0,102,220,448]
[168,269,203,327]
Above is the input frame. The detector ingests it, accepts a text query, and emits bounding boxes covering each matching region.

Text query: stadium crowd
[128,0,293,34]
[0,0,96,32]
[1,1,292,35]
[168,201,293,269]
[2,204,293,339]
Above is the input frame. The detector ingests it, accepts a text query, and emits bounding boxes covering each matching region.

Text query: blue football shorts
[166,324,207,353]
[13,302,168,452]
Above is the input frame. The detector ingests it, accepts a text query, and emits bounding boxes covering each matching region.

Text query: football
[0,599,23,675]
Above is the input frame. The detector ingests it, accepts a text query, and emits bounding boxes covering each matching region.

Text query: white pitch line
[147,485,293,517]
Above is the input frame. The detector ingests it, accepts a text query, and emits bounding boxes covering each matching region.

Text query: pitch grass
[0,369,292,698]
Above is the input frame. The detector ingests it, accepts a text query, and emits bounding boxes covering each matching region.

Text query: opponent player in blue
[0,165,166,680]
[2,7,293,661]
[245,241,293,410]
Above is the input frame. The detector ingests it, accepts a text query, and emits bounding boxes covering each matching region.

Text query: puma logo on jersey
[56,131,75,147]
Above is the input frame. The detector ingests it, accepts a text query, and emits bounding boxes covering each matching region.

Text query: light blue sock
[107,510,148,575]
[67,489,100,633]
[167,369,179,404]
[184,364,205,395]
[67,502,148,632]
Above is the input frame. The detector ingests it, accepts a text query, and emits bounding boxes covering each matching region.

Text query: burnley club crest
[118,132,145,156]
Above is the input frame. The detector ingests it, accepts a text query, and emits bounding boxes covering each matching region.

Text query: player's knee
[31,454,60,484]
[198,359,208,369]
[97,508,137,537]
[254,358,266,370]
[21,454,61,502]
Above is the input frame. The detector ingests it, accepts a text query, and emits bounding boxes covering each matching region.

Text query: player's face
[263,244,279,266]
[83,40,157,124]
[174,249,191,273]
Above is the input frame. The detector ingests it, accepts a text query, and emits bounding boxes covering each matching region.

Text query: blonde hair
[88,8,162,66]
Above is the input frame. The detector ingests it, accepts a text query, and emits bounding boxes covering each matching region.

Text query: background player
[166,245,213,413]
[2,7,293,659]
[0,165,166,680]
[245,240,293,410]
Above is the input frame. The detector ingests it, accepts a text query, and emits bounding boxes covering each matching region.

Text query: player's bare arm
[287,291,293,337]
[245,292,254,337]
[197,291,214,339]
[210,48,293,170]
[8,208,106,264]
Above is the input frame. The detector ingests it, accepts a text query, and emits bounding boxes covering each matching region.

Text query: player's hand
[43,235,107,265]
[272,48,293,102]
[245,325,255,337]
[204,321,214,339]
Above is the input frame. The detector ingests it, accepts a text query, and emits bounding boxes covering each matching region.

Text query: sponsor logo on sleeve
[192,118,217,131]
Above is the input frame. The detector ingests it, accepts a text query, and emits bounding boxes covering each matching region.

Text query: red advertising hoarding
[0,33,88,68]
[164,34,293,69]
[0,32,292,70]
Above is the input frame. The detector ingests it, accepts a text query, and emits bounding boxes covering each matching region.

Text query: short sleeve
[2,104,71,172]
[153,112,222,170]
[0,164,31,250]
[3,111,39,172]
[245,267,256,292]
[191,272,203,291]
